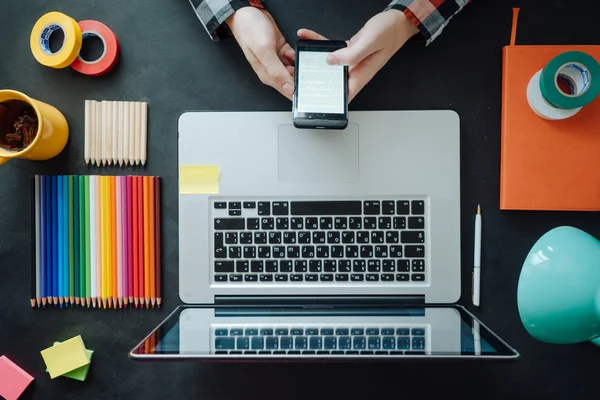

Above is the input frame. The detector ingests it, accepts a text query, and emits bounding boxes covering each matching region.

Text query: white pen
[472,205,481,306]
[472,319,481,356]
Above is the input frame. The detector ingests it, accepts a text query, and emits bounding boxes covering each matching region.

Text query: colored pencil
[96,176,102,308]
[52,176,58,305]
[143,177,150,307]
[129,103,135,166]
[122,177,129,306]
[134,104,140,166]
[118,102,124,167]
[73,176,80,305]
[141,102,148,166]
[127,177,134,304]
[111,176,118,307]
[112,102,118,165]
[138,176,145,307]
[68,176,74,305]
[86,176,93,307]
[79,176,86,306]
[84,100,91,164]
[124,104,130,166]
[132,177,139,307]
[116,176,123,308]
[89,176,96,307]
[31,177,38,307]
[40,176,46,306]
[101,176,108,308]
[155,177,161,307]
[148,177,156,307]
[46,176,52,306]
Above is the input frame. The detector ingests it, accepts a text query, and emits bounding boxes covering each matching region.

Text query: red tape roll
[71,20,120,76]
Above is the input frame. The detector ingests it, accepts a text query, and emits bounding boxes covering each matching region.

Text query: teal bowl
[517,226,600,344]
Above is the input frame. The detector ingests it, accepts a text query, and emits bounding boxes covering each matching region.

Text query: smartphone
[293,39,348,129]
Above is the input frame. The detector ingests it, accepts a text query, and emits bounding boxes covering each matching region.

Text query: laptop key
[335,274,349,281]
[396,201,410,215]
[412,328,425,336]
[215,328,228,336]
[280,261,293,272]
[245,328,259,335]
[366,274,379,281]
[386,231,399,244]
[393,217,406,230]
[280,337,293,349]
[260,328,274,335]
[229,209,241,216]
[228,246,242,259]
[247,218,260,230]
[251,261,264,272]
[272,202,289,216]
[317,351,330,355]
[275,328,289,335]
[338,337,351,349]
[243,246,256,259]
[381,274,394,281]
[402,231,425,244]
[412,274,425,282]
[349,217,362,229]
[258,202,271,216]
[214,246,227,259]
[291,201,362,216]
[320,328,334,335]
[214,274,228,282]
[412,260,425,272]
[276,217,289,230]
[319,217,333,230]
[320,274,333,282]
[302,246,315,258]
[382,337,395,350]
[251,337,265,349]
[273,351,286,355]
[382,201,395,215]
[261,218,274,230]
[351,274,364,281]
[215,261,234,273]
[243,201,256,209]
[309,260,322,272]
[291,217,304,230]
[412,337,425,350]
[305,217,319,229]
[366,328,379,335]
[363,201,380,215]
[397,337,410,350]
[353,337,366,350]
[273,246,286,259]
[367,260,380,272]
[351,328,364,335]
[214,218,244,230]
[334,217,347,229]
[375,245,388,258]
[266,337,279,350]
[287,246,300,258]
[312,232,326,244]
[215,351,228,355]
[306,328,319,335]
[290,274,303,282]
[214,202,227,209]
[339,260,351,272]
[294,260,307,272]
[342,231,355,244]
[390,246,403,258]
[368,337,381,350]
[254,232,267,244]
[305,274,318,281]
[364,217,377,229]
[327,231,340,244]
[229,202,241,210]
[383,260,395,271]
[287,351,301,354]
[244,274,258,282]
[360,351,374,355]
[371,231,384,244]
[295,337,308,349]
[231,274,243,282]
[353,260,366,272]
[283,232,296,244]
[316,246,329,258]
[401,244,421,258]
[408,216,425,229]
[215,232,224,247]
[240,232,252,244]
[260,274,273,282]
[411,200,425,215]
[324,260,337,272]
[302,351,315,355]
[375,351,388,355]
[357,232,369,244]
[309,337,323,349]
[397,260,410,271]
[269,232,282,244]
[275,274,288,281]
[396,328,409,335]
[291,328,304,335]
[331,246,344,258]
[346,246,359,258]
[346,351,359,355]
[378,217,392,230]
[336,328,349,335]
[236,261,249,273]
[331,351,344,355]
[381,329,394,336]
[298,232,310,244]
[229,328,243,336]
[244,351,257,354]
[258,351,272,355]
[396,274,409,281]
[258,246,271,259]
[237,337,250,349]
[265,261,278,272]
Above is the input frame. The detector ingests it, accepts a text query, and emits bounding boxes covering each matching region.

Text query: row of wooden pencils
[31,175,162,309]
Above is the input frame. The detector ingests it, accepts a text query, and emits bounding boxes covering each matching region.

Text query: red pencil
[132,177,139,307]
[155,177,161,307]
[148,178,156,308]
[137,176,145,308]
[111,176,118,306]
[127,176,134,305]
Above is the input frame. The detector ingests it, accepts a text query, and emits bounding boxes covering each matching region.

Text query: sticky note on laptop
[179,165,219,194]
[45,342,93,381]
[0,355,34,400]
[40,335,90,379]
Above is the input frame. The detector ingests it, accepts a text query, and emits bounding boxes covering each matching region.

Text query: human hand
[226,7,296,100]
[298,10,419,101]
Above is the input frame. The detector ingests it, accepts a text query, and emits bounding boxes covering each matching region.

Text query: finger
[297,29,328,40]
[252,46,295,97]
[286,65,295,76]
[326,33,378,67]
[283,48,296,64]
[279,43,295,66]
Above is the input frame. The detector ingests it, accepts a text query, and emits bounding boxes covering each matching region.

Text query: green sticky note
[46,342,93,381]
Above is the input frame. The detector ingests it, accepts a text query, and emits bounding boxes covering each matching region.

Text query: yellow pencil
[143,177,151,308]
[103,176,110,309]
[111,176,118,306]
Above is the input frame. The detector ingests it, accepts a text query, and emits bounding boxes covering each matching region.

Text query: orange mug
[0,90,69,165]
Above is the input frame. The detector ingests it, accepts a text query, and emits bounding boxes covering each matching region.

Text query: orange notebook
[500,9,600,211]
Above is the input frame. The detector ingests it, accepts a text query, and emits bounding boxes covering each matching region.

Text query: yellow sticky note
[40,335,90,379]
[179,165,219,194]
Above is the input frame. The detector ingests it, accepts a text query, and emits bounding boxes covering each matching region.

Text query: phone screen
[297,51,345,114]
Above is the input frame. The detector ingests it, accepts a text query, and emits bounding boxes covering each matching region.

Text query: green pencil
[79,176,86,306]
[68,176,74,304]
[85,176,91,307]
[74,176,80,305]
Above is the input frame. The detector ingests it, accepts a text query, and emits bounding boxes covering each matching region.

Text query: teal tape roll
[539,51,600,109]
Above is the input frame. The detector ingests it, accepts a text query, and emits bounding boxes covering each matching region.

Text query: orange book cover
[500,10,600,211]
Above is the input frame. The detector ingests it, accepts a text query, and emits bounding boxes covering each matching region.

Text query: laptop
[130,111,518,360]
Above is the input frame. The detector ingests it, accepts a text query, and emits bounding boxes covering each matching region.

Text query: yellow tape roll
[30,12,82,69]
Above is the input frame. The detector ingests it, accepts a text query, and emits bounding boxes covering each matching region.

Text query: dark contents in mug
[0,100,39,152]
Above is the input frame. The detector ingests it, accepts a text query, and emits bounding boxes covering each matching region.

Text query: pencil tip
[477,204,481,215]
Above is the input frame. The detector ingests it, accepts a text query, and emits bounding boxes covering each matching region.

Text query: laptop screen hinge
[215,295,425,309]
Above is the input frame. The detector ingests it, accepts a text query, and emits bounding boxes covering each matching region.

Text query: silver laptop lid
[178,111,460,304]
[129,305,518,360]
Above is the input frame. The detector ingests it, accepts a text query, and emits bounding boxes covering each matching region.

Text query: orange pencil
[148,178,156,307]
[95,176,102,308]
[111,176,118,307]
[102,176,108,309]
[132,177,139,307]
[143,177,151,308]
[155,177,161,307]
[137,176,145,308]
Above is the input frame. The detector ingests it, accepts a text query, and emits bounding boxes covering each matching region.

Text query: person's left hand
[298,9,419,101]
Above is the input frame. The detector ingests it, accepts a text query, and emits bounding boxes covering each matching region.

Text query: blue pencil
[63,175,69,306]
[45,176,52,305]
[57,175,64,306]
[52,176,58,306]
[40,176,46,305]
[74,177,80,305]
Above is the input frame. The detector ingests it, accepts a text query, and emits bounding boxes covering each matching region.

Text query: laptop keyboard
[212,325,427,355]
[212,199,427,284]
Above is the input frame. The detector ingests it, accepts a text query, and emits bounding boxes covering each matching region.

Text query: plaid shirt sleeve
[386,0,470,45]
[188,0,264,41]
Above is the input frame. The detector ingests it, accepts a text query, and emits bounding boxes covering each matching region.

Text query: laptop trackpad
[278,124,359,183]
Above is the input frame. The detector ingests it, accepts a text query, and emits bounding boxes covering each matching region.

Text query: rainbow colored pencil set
[31,175,161,309]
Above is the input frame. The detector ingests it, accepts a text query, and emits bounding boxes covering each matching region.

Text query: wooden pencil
[134,103,141,165]
[118,102,124,167]
[132,176,139,307]
[116,176,123,308]
[79,176,86,305]
[74,177,80,305]
[127,176,134,304]
[122,177,129,306]
[155,177,161,307]
[111,176,118,306]
[68,176,74,305]
[84,100,91,165]
[112,101,118,166]
[148,177,156,307]
[138,176,145,307]
[101,176,108,308]
[96,102,102,166]
[141,102,148,166]
[57,176,64,306]
[52,176,58,306]
[41,176,48,306]
[124,103,130,166]
[143,177,150,307]
[102,101,108,166]
[45,176,52,306]
[31,177,38,307]
[87,176,95,307]
[96,176,102,308]
[129,102,135,166]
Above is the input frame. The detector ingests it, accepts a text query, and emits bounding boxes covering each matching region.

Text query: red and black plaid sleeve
[188,0,264,41]
[386,0,471,45]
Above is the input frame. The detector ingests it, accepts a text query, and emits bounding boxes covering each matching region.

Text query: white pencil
[112,101,118,166]
[89,175,97,303]
[129,102,135,166]
[118,101,124,167]
[134,102,141,165]
[473,205,482,307]
[102,101,108,166]
[123,101,130,166]
[96,102,102,166]
[141,102,148,166]
[84,101,91,165]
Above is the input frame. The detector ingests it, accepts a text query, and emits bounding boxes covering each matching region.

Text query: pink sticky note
[0,355,34,400]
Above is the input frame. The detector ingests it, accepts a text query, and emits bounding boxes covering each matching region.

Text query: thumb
[326,38,375,67]
[255,48,295,96]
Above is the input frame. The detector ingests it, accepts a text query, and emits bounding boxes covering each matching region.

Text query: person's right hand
[226,7,296,100]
